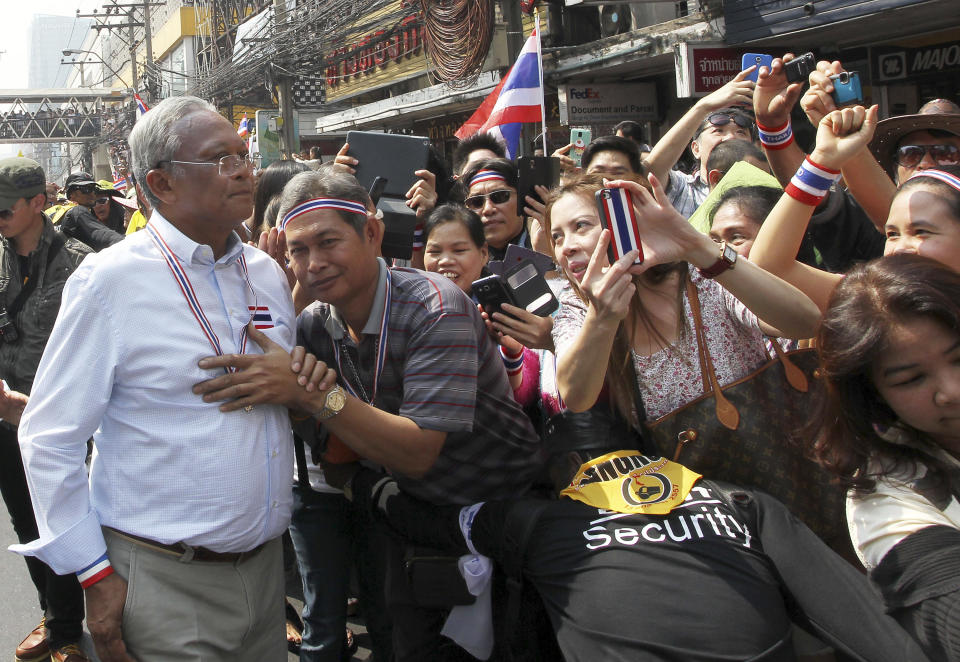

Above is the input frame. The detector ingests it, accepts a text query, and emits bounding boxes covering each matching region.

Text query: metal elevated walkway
[0,88,130,144]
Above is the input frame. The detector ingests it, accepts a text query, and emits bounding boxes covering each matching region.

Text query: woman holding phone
[543,171,820,426]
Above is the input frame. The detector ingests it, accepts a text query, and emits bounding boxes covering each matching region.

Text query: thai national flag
[249,305,273,330]
[134,93,149,119]
[112,170,128,192]
[455,20,543,159]
[596,188,644,266]
[237,113,250,138]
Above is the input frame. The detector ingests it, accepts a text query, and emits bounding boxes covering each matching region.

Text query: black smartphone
[516,156,561,216]
[472,274,516,318]
[504,260,558,317]
[784,52,816,84]
[368,176,388,205]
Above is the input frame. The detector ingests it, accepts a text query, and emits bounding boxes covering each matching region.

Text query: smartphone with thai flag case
[595,187,644,266]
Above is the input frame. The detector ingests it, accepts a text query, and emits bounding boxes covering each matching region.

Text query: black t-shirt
[475,485,793,661]
[357,473,932,662]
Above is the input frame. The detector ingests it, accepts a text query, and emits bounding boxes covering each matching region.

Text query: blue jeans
[289,485,393,662]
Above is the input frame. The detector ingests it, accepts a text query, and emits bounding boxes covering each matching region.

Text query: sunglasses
[703,112,754,132]
[464,189,513,211]
[70,184,97,194]
[895,144,960,168]
[0,209,11,220]
[95,197,111,205]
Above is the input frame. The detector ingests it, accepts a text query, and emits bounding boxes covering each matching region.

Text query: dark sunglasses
[464,189,513,211]
[895,144,960,168]
[704,112,753,131]
[0,209,12,220]
[70,184,97,194]
[95,197,111,205]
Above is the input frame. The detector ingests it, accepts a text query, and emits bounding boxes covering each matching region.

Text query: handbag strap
[769,341,810,392]
[684,277,740,430]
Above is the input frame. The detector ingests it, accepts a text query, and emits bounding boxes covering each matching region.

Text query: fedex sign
[559,83,658,124]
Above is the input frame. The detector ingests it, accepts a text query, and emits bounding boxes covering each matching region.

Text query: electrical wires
[420,0,494,88]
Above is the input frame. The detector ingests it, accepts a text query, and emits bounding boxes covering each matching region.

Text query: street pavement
[0,513,370,661]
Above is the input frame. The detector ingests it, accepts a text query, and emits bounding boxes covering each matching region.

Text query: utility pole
[273,0,296,158]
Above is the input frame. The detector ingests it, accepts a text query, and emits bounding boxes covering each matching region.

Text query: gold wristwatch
[317,385,347,421]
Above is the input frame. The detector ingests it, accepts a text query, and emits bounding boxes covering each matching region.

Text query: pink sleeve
[512,347,541,407]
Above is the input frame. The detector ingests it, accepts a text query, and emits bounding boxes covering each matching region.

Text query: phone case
[516,156,562,216]
[741,53,773,82]
[504,260,559,317]
[472,274,516,317]
[596,188,644,266]
[570,128,592,168]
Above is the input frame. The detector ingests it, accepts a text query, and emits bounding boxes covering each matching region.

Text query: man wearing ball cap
[0,157,92,662]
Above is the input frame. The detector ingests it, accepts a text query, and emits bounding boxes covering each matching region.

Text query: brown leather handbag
[642,279,852,557]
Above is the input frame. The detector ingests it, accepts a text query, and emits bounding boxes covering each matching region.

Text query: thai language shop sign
[675,43,742,98]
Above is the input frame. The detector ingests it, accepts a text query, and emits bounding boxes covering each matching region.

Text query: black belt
[106,527,267,563]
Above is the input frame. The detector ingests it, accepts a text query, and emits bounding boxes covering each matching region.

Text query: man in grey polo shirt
[196,169,543,661]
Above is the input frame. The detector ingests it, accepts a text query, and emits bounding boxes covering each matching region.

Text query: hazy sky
[0,0,102,88]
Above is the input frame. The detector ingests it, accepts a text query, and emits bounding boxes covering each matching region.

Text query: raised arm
[753,55,807,186]
[801,60,896,228]
[614,175,822,339]
[751,106,879,311]
[554,236,638,412]
[644,68,756,183]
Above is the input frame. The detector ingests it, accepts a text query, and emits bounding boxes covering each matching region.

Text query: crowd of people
[1,52,959,662]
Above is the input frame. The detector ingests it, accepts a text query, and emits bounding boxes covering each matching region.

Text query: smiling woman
[422,203,488,295]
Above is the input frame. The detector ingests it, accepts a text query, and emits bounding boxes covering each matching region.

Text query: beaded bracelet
[757,120,795,150]
[785,156,841,206]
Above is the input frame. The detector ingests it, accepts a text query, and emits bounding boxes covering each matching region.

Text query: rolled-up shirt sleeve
[11,262,122,575]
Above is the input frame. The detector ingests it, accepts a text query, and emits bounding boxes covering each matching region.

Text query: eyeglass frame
[894,143,960,168]
[156,153,262,177]
[67,184,98,195]
[94,196,112,205]
[464,188,514,211]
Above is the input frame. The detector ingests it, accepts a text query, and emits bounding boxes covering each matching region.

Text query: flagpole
[535,11,547,155]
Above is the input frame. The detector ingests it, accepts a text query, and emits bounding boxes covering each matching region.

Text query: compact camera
[0,308,19,344]
[784,53,816,84]
[830,71,863,107]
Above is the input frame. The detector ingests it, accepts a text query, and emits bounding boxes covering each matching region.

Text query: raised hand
[810,105,880,171]
[699,66,756,112]
[332,142,357,175]
[406,169,438,218]
[754,54,805,127]
[801,59,845,126]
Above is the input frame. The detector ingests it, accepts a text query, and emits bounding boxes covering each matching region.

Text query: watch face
[327,388,346,412]
[722,244,738,264]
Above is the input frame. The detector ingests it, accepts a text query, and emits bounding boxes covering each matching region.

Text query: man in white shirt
[13,96,300,662]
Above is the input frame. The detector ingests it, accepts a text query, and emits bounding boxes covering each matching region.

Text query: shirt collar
[325,257,388,340]
[149,210,244,267]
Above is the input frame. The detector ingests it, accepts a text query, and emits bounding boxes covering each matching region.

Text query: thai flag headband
[908,169,960,193]
[469,169,508,188]
[280,197,369,231]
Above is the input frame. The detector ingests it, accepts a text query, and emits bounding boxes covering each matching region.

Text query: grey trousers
[104,529,286,662]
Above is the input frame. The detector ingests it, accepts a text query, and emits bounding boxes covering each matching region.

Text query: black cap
[65,172,97,191]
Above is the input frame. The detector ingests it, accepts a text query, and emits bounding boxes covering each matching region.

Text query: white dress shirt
[12,211,296,576]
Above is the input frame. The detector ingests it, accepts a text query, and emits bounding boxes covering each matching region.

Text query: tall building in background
[25,14,92,182]
[28,15,93,89]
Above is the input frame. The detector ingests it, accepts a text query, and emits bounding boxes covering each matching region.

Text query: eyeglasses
[69,184,97,194]
[703,112,754,132]
[158,153,261,177]
[895,144,960,168]
[0,209,12,220]
[464,189,513,211]
[95,197,110,205]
